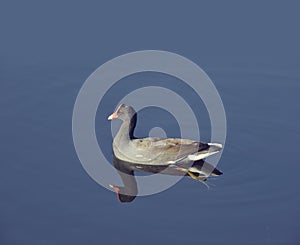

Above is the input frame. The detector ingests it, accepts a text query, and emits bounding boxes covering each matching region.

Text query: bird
[108,104,223,202]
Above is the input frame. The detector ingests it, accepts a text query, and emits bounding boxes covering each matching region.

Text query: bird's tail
[188,143,223,161]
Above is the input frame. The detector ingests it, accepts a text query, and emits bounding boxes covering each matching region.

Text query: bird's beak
[108,104,122,120]
[108,112,118,120]
[109,184,119,193]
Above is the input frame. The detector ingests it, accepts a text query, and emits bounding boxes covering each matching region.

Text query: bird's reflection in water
[109,154,223,203]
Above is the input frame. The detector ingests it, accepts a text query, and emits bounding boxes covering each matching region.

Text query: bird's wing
[130,137,207,164]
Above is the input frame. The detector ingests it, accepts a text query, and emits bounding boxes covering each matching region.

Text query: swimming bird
[108,104,223,202]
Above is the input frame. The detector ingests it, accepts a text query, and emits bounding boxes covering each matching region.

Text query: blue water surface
[1,1,299,244]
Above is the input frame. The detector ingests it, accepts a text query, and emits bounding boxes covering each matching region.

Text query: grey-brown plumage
[108,104,223,202]
[109,104,222,165]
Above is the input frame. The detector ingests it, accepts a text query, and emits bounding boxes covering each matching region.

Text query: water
[1,1,300,244]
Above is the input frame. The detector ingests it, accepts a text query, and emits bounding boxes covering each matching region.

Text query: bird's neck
[114,115,136,144]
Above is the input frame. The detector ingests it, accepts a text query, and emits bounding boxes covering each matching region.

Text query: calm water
[1,1,300,244]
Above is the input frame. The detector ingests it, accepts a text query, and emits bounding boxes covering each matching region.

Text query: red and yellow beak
[108,184,118,191]
[108,112,118,120]
[108,104,122,120]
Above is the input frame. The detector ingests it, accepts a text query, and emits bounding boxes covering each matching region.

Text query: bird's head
[108,104,136,122]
